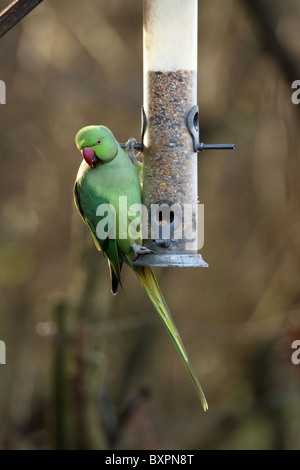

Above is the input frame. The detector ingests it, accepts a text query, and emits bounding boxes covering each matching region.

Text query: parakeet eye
[97,139,102,145]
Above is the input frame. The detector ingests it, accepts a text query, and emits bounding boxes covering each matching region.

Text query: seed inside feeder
[143,69,198,253]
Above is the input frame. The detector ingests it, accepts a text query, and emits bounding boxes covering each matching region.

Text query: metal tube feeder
[133,0,234,268]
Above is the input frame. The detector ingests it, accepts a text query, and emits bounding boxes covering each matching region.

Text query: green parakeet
[74,125,208,411]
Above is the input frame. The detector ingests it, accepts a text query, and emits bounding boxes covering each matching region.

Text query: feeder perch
[131,0,234,268]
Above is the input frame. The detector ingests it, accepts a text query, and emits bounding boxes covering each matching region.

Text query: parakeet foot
[125,137,140,165]
[132,242,153,260]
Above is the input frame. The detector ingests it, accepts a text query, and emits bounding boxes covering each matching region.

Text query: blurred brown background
[0,0,300,450]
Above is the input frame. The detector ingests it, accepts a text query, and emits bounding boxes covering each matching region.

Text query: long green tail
[134,265,208,411]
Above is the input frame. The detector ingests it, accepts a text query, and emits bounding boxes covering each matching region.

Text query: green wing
[74,182,122,283]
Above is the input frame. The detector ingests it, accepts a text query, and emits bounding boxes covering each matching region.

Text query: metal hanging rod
[187,105,235,153]
[0,0,44,39]
[197,143,235,151]
[120,106,234,153]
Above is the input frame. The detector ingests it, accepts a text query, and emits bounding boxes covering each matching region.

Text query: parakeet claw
[125,137,140,165]
[132,242,153,260]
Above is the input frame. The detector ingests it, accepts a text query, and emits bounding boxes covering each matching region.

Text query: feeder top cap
[143,0,198,72]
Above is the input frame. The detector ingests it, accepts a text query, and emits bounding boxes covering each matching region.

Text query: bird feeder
[132,0,234,268]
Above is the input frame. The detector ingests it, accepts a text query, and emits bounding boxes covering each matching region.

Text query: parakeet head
[75,125,118,167]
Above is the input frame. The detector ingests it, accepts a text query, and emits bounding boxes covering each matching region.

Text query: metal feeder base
[133,253,208,268]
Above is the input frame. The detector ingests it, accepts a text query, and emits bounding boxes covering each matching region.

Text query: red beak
[81,147,98,167]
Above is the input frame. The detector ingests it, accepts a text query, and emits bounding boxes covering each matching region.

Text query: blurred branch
[242,0,300,86]
[52,303,73,450]
[100,387,150,449]
[0,0,44,38]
